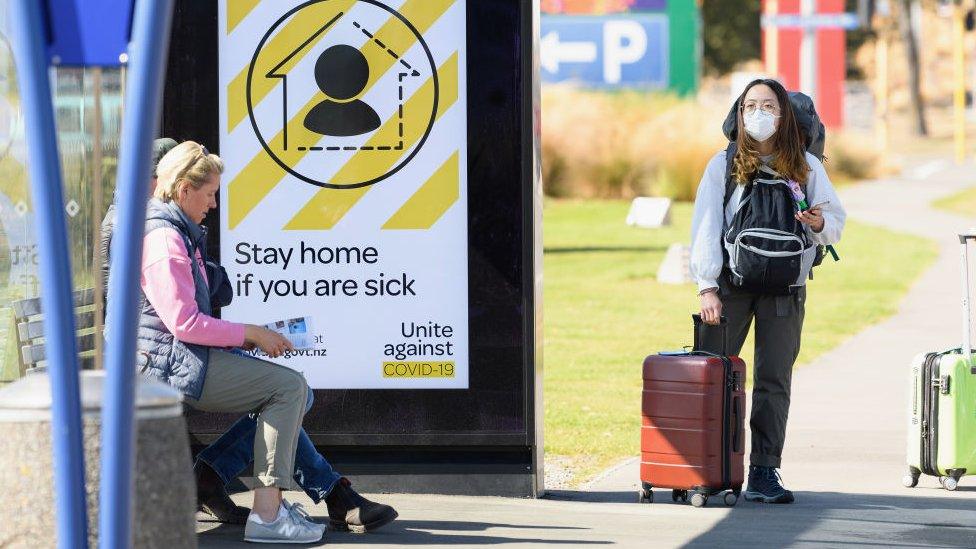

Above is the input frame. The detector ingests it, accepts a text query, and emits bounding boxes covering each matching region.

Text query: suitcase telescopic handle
[693,314,729,355]
[959,233,976,373]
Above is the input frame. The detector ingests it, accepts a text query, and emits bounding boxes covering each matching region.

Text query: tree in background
[846,0,875,79]
[898,0,928,136]
[701,0,761,75]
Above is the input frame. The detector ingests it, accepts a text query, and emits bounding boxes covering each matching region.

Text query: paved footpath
[199,158,976,548]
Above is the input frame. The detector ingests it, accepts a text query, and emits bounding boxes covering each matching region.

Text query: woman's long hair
[731,78,810,185]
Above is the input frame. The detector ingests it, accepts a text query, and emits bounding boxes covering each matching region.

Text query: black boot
[744,465,795,504]
[325,478,398,533]
[194,460,250,524]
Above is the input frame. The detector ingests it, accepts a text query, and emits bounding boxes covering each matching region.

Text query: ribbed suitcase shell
[640,353,745,491]
[904,233,976,490]
[906,351,976,480]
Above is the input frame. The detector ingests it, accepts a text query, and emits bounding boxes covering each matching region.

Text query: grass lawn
[543,199,938,485]
[932,186,976,218]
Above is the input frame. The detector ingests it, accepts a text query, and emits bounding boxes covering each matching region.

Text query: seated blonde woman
[138,141,320,543]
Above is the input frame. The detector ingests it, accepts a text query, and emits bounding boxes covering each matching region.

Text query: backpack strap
[723,141,737,207]
[724,142,788,206]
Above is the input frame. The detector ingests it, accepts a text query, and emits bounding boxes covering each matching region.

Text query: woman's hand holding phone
[795,201,826,232]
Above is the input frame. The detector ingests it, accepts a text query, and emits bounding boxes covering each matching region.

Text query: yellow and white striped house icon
[223,0,463,231]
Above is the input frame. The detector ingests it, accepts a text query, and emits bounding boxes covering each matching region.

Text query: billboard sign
[218,0,469,389]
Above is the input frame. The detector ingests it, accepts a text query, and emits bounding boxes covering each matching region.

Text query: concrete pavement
[198,158,976,548]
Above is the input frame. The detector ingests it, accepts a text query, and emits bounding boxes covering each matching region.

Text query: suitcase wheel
[671,489,688,503]
[638,482,653,503]
[940,476,959,491]
[723,492,738,506]
[690,492,707,508]
[902,467,920,489]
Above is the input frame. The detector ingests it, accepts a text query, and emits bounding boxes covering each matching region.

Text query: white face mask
[743,109,778,142]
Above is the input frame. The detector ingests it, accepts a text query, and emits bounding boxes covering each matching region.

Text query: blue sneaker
[744,465,794,504]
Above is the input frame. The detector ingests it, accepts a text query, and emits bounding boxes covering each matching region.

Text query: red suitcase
[639,316,745,507]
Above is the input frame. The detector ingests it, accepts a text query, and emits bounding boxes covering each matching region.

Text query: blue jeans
[195,387,343,504]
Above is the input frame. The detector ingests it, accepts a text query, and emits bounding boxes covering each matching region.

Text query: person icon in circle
[303,44,382,137]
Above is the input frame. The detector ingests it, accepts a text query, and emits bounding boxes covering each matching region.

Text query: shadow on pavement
[543,490,637,504]
[198,517,610,547]
[539,488,976,547]
[400,520,589,531]
[680,491,976,549]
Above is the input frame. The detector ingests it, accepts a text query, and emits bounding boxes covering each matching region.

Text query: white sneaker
[244,500,325,544]
[285,500,327,536]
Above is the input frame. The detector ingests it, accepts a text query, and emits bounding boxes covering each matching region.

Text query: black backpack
[719,92,836,294]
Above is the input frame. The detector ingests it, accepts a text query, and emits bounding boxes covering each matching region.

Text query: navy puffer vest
[136,199,213,400]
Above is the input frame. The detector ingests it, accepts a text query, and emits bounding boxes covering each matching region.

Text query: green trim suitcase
[904,232,976,491]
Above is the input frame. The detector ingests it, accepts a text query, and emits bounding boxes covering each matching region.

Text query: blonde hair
[153,141,224,201]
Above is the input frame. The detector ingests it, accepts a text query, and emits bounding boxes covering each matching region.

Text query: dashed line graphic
[299,68,410,152]
[240,0,442,193]
[397,72,407,139]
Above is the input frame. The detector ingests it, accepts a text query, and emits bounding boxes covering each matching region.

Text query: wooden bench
[11,288,99,375]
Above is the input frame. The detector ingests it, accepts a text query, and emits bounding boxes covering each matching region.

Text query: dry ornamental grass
[542,86,884,199]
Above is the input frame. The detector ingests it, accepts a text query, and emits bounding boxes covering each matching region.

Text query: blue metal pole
[8,1,89,547]
[99,0,174,547]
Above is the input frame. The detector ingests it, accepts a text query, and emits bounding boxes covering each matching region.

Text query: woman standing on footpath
[690,79,846,504]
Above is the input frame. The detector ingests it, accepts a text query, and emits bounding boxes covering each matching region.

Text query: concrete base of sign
[626,197,671,228]
[213,443,542,498]
[0,372,196,548]
[844,81,876,131]
[329,471,538,498]
[656,243,693,285]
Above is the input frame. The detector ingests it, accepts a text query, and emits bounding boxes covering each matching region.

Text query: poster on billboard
[218,0,468,389]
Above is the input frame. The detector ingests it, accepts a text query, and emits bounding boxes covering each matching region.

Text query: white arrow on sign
[541,31,598,73]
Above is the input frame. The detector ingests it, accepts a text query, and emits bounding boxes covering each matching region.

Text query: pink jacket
[141,228,245,347]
